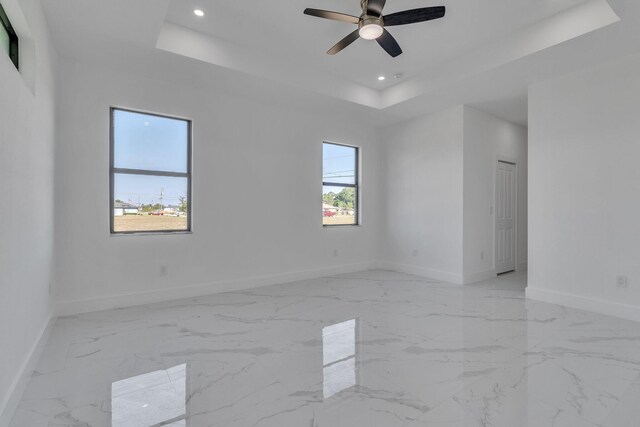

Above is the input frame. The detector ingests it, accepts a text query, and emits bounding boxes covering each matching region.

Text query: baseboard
[378,261,463,285]
[0,316,54,427]
[526,287,640,322]
[463,269,497,285]
[56,261,378,316]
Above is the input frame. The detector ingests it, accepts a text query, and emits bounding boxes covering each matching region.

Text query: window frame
[322,141,360,227]
[0,2,19,69]
[109,107,193,235]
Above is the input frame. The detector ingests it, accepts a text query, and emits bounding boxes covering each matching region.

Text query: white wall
[463,106,528,282]
[528,52,640,320]
[0,0,57,422]
[381,106,466,283]
[53,57,530,318]
[382,106,527,284]
[54,59,384,314]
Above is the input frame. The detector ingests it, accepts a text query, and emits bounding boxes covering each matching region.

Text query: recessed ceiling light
[378,75,386,81]
[193,9,205,17]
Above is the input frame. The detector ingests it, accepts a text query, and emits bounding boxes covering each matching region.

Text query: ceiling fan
[304,0,446,58]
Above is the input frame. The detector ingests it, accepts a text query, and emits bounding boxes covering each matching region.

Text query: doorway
[495,161,516,274]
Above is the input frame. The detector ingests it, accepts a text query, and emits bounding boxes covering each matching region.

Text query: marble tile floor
[10,270,640,427]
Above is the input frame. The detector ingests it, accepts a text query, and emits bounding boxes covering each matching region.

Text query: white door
[495,161,516,274]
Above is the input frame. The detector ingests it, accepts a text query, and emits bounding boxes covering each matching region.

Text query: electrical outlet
[412,249,418,257]
[160,265,168,277]
[616,275,628,288]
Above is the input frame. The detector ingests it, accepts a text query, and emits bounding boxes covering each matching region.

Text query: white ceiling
[165,0,587,90]
[40,0,640,127]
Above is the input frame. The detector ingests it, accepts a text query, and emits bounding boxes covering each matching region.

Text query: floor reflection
[111,363,187,427]
[16,271,640,426]
[322,319,357,399]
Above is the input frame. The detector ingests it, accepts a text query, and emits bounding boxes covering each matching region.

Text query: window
[110,108,191,234]
[0,2,18,69]
[322,142,359,226]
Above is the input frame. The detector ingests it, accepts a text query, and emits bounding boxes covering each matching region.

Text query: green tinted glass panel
[0,2,18,69]
[0,19,9,56]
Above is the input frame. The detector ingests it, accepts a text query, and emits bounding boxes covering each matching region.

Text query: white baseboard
[56,262,378,316]
[378,261,463,285]
[0,316,54,427]
[463,269,497,285]
[526,287,640,322]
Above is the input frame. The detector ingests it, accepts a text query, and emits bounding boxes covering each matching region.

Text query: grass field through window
[113,215,188,232]
[323,214,356,226]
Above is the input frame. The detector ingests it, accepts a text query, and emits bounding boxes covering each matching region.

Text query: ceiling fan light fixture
[359,23,383,40]
[359,17,384,40]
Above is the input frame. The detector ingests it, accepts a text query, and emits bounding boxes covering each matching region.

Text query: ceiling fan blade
[376,29,402,57]
[327,30,360,55]
[304,8,360,24]
[384,6,446,26]
[366,0,387,17]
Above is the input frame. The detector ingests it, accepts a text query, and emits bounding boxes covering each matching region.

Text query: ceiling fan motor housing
[359,15,384,28]
[360,0,380,16]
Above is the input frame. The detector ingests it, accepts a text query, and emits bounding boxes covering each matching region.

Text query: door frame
[494,157,518,274]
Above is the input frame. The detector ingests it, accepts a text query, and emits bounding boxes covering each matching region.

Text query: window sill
[110,231,193,237]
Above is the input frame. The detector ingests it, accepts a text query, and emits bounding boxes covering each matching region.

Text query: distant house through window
[110,108,192,234]
[0,2,18,69]
[322,142,359,226]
